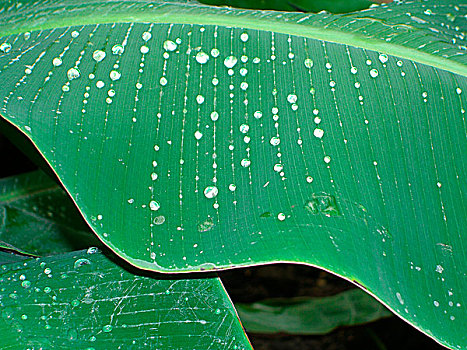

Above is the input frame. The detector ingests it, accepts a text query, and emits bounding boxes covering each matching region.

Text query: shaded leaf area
[0,249,251,350]
[236,288,392,335]
[0,170,101,256]
[0,1,466,349]
[198,0,377,14]
[0,0,465,73]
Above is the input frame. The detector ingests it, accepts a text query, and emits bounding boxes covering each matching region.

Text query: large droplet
[239,124,249,133]
[142,31,152,41]
[196,51,210,64]
[270,137,280,146]
[74,258,91,269]
[67,67,81,80]
[109,70,121,81]
[111,44,124,55]
[149,200,160,211]
[313,128,324,138]
[0,42,12,53]
[370,69,379,78]
[304,58,313,69]
[241,159,251,167]
[224,56,238,69]
[52,57,62,67]
[204,186,219,199]
[92,50,106,62]
[287,94,297,104]
[378,54,388,64]
[163,40,177,52]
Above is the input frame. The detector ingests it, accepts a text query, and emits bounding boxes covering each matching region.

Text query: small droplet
[240,68,248,76]
[324,156,331,164]
[109,70,121,81]
[196,51,209,64]
[149,200,160,211]
[211,48,220,57]
[151,172,158,180]
[71,30,80,38]
[196,95,205,104]
[240,33,249,42]
[224,56,238,69]
[112,44,124,55]
[211,111,219,121]
[87,247,99,254]
[0,42,12,53]
[67,67,81,80]
[350,66,357,74]
[229,184,236,191]
[287,94,297,104]
[103,325,113,333]
[273,164,283,172]
[304,58,313,69]
[163,40,177,52]
[160,77,167,86]
[52,57,62,67]
[21,280,31,288]
[277,213,286,221]
[153,216,165,225]
[435,265,444,273]
[194,130,203,140]
[370,69,379,78]
[241,159,251,167]
[378,54,389,64]
[96,81,105,89]
[456,87,462,95]
[254,111,262,119]
[204,186,218,199]
[313,128,324,139]
[142,31,152,41]
[140,45,149,54]
[108,89,115,97]
[74,258,91,269]
[270,137,280,146]
[92,50,106,62]
[239,124,249,133]
[306,176,313,183]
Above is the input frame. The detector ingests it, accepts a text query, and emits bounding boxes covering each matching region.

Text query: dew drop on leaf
[370,69,379,78]
[0,42,12,53]
[163,40,177,52]
[67,67,80,80]
[304,58,313,68]
[149,200,161,211]
[204,186,218,199]
[74,258,91,269]
[52,57,62,67]
[224,55,238,68]
[196,51,210,64]
[109,70,121,81]
[92,50,106,62]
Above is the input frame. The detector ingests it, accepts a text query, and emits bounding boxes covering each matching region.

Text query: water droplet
[306,176,313,183]
[370,69,379,78]
[240,68,248,76]
[277,213,286,221]
[354,82,360,88]
[160,77,167,86]
[44,286,52,293]
[163,40,177,51]
[350,66,357,74]
[52,57,62,67]
[140,45,149,54]
[153,215,165,225]
[378,54,388,64]
[195,51,209,64]
[0,42,11,53]
[240,82,248,90]
[109,70,121,81]
[204,186,218,199]
[67,67,81,80]
[107,89,115,97]
[103,325,113,333]
[87,247,99,254]
[239,124,249,133]
[254,111,262,119]
[71,31,80,38]
[142,31,152,41]
[396,292,404,305]
[44,268,51,274]
[62,85,70,92]
[198,217,215,232]
[74,258,91,268]
[196,95,205,104]
[456,87,462,95]
[240,33,249,42]
[67,328,78,340]
[112,44,124,55]
[435,265,444,273]
[241,159,251,167]
[324,156,331,163]
[224,56,238,68]
[21,280,31,288]
[92,50,106,62]
[96,81,105,89]
[287,94,297,104]
[194,130,203,140]
[304,58,313,68]
[229,184,236,191]
[211,111,219,121]
[270,137,280,146]
[211,48,220,57]
[397,60,403,67]
[433,300,440,307]
[149,200,160,211]
[212,77,219,86]
[273,164,283,172]
[313,128,324,138]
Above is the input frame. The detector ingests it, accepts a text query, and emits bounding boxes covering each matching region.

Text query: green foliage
[0,0,466,348]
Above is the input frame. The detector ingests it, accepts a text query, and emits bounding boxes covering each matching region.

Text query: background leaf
[0,170,101,256]
[0,249,252,349]
[0,0,466,348]
[236,288,392,335]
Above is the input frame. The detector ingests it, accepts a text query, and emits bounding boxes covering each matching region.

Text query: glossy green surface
[0,249,251,349]
[0,170,100,256]
[237,288,392,335]
[0,0,466,348]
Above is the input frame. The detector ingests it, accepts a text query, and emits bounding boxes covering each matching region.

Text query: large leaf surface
[0,170,100,256]
[0,249,251,349]
[0,0,466,348]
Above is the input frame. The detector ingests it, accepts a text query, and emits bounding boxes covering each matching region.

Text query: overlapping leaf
[0,249,251,349]
[0,0,466,348]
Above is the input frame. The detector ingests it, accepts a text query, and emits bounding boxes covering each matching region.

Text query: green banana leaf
[0,170,101,256]
[0,249,252,349]
[0,0,466,348]
[236,288,392,335]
